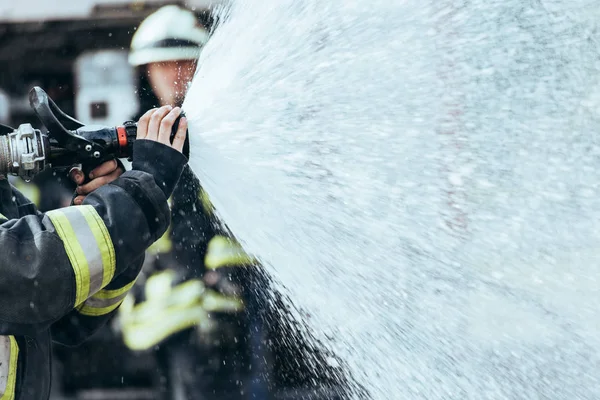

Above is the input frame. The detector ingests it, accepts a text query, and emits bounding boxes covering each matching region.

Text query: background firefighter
[118,5,351,399]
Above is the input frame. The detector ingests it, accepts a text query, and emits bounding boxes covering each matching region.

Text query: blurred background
[0,0,218,129]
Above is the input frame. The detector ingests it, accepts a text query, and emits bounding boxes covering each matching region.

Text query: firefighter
[121,5,352,399]
[0,106,188,399]
[129,4,209,109]
[121,6,251,398]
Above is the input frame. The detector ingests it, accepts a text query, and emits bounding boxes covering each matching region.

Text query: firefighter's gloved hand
[70,159,125,205]
[132,105,188,199]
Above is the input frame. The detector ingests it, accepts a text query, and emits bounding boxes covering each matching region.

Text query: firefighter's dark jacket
[0,139,187,400]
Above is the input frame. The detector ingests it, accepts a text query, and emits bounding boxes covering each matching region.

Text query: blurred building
[0,0,220,129]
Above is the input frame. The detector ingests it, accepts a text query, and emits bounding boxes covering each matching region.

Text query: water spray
[180,0,600,399]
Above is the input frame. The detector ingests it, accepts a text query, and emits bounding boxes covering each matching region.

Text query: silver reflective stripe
[0,336,10,396]
[83,291,129,309]
[0,336,17,400]
[61,208,105,296]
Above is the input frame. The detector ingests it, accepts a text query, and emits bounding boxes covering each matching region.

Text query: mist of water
[183,1,600,398]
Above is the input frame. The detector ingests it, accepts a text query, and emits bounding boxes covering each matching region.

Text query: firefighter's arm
[0,106,188,335]
[52,107,188,345]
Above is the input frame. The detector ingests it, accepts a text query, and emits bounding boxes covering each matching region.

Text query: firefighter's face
[146,60,197,107]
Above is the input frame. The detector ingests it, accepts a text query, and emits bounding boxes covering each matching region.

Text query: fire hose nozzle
[0,123,47,181]
[0,86,189,182]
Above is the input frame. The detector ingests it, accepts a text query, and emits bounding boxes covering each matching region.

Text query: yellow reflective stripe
[148,195,173,255]
[147,225,172,255]
[0,213,6,221]
[0,336,19,400]
[204,235,255,269]
[77,279,137,317]
[78,299,126,317]
[120,277,206,349]
[134,279,204,323]
[144,270,176,301]
[80,205,116,289]
[201,290,244,313]
[122,304,209,351]
[119,279,244,350]
[47,205,116,306]
[93,279,137,300]
[47,209,89,305]
[198,188,215,216]
[13,180,40,209]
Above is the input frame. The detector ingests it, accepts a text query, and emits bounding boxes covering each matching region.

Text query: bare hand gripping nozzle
[0,86,189,181]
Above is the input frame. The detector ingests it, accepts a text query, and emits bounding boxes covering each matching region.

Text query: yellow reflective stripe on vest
[144,270,177,302]
[0,336,19,400]
[198,188,215,216]
[147,195,173,255]
[147,225,172,255]
[77,279,137,317]
[47,205,116,306]
[79,206,116,289]
[204,235,255,270]
[121,292,243,351]
[120,276,207,350]
[119,273,244,351]
[0,213,6,221]
[122,303,209,351]
[12,180,40,209]
[201,290,244,313]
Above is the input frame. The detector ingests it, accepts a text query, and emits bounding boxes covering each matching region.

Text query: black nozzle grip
[122,111,189,160]
[172,112,189,159]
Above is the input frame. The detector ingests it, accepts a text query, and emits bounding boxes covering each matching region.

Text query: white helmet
[129,5,210,67]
